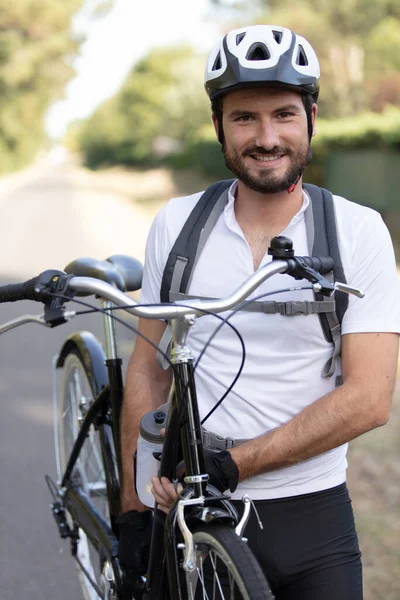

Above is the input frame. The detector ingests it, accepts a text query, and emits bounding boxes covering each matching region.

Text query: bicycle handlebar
[0,258,364,322]
[0,277,43,303]
[296,256,334,273]
[0,270,67,304]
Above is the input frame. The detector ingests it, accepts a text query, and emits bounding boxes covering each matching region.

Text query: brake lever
[334,282,365,298]
[289,257,335,297]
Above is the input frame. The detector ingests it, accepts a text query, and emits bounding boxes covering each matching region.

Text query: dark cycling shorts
[232,482,363,599]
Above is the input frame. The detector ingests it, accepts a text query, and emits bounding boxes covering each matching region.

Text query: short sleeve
[341,210,400,335]
[139,206,169,305]
[138,191,204,306]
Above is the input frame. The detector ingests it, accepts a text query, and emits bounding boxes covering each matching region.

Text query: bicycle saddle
[64,255,143,292]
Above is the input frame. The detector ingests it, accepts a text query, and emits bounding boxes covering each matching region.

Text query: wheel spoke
[87,429,104,474]
[195,554,209,600]
[209,551,225,599]
[57,352,110,600]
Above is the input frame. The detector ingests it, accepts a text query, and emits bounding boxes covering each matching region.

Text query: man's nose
[254,119,280,149]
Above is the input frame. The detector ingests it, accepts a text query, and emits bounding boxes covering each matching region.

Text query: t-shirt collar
[224,179,310,229]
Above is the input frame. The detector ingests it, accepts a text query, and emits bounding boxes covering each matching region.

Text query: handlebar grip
[0,277,41,303]
[298,256,334,274]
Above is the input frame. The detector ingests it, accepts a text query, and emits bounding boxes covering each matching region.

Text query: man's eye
[235,115,253,122]
[278,112,294,119]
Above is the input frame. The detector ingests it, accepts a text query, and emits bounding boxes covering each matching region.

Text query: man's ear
[311,103,318,137]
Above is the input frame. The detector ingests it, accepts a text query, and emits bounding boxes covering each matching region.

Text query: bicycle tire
[179,523,274,600]
[57,349,110,600]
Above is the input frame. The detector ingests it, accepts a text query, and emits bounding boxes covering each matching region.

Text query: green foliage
[78,45,211,169]
[0,0,103,172]
[314,106,400,149]
[368,17,400,71]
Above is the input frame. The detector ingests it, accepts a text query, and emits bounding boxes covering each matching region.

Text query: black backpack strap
[160,179,234,303]
[304,183,348,318]
[157,179,233,369]
[304,183,348,381]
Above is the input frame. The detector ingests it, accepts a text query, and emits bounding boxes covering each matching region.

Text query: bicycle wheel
[180,523,274,600]
[57,349,109,600]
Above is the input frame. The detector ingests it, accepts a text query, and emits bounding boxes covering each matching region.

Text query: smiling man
[119,25,400,599]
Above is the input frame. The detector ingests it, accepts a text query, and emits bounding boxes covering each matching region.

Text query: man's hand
[151,476,183,514]
[151,450,239,514]
[204,449,239,493]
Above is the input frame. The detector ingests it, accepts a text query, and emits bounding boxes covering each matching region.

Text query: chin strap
[287,173,302,194]
[287,146,313,194]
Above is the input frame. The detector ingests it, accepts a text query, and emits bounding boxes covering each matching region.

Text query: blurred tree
[0,0,109,171]
[78,45,211,168]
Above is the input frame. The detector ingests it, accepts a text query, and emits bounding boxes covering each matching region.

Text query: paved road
[0,162,151,599]
[0,161,154,279]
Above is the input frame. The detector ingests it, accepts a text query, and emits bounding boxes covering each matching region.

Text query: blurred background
[0,1,399,598]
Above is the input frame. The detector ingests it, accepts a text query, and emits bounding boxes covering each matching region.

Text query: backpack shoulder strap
[304,183,348,381]
[303,183,348,323]
[160,179,234,303]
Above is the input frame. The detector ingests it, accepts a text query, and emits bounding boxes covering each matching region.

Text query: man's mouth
[249,153,284,162]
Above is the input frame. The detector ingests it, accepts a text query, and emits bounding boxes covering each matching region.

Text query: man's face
[213,87,317,195]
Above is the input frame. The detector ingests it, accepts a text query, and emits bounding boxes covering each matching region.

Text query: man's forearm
[230,380,391,482]
[120,363,171,512]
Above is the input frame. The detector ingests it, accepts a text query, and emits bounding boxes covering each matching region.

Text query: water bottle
[136,403,169,507]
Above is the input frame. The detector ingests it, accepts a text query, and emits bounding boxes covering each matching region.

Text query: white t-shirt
[140,181,400,499]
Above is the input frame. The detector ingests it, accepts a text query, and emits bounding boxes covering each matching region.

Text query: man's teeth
[252,154,282,162]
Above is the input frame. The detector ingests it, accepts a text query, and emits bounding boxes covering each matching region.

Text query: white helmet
[205,25,320,102]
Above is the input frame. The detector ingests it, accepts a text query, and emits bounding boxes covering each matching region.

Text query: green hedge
[313,106,400,149]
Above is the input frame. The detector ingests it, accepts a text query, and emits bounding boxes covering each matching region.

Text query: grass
[347,378,400,600]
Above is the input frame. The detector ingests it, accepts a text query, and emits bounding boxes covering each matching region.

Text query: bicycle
[0,237,363,600]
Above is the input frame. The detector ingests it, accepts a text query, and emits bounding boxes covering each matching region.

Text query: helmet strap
[287,173,301,194]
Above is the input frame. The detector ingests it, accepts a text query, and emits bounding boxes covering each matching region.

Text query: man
[119,25,400,599]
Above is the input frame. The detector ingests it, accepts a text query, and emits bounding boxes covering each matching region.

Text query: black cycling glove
[116,509,152,576]
[204,449,239,493]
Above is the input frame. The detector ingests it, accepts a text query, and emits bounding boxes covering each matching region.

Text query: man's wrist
[121,494,148,514]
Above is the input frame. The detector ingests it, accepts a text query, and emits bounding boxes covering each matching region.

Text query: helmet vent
[296,45,308,66]
[272,30,283,44]
[212,52,222,71]
[246,43,271,61]
[236,32,246,45]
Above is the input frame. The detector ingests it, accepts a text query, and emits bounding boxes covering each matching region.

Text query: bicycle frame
[144,320,241,600]
[145,359,207,600]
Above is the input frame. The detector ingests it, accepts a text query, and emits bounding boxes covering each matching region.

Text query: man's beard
[222,143,310,194]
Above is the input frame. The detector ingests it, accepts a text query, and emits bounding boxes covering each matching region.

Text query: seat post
[102,300,118,360]
[101,298,124,511]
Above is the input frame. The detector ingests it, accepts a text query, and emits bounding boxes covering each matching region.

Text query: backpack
[159,179,348,382]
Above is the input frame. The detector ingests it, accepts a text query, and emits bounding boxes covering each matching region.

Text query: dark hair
[302,93,315,141]
[211,97,224,145]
